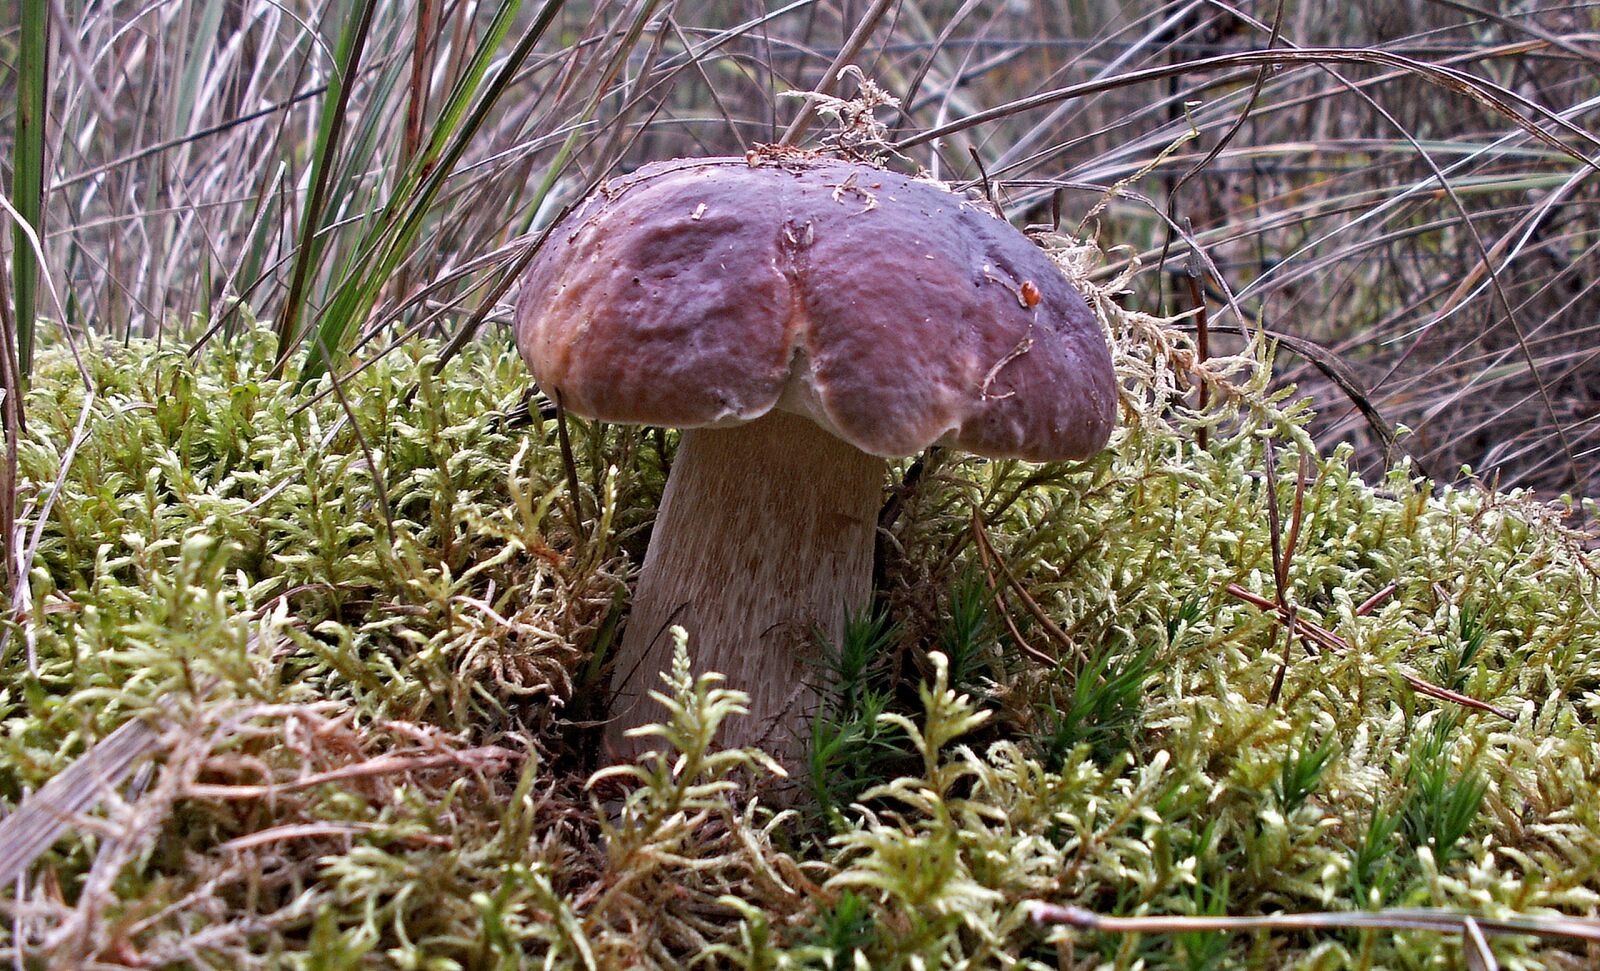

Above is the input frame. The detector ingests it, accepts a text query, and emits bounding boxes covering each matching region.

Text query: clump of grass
[1399,716,1489,873]
[807,607,909,827]
[1273,731,1338,818]
[1036,634,1155,771]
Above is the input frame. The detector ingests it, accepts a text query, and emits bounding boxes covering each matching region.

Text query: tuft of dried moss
[0,255,1597,968]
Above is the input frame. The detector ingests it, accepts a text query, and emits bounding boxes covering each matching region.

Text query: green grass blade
[171,0,227,135]
[9,0,49,379]
[272,0,381,374]
[297,0,579,385]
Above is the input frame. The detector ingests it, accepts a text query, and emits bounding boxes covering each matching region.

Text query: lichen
[0,286,1596,967]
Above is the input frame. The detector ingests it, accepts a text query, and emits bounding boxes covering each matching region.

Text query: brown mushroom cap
[515,155,1115,462]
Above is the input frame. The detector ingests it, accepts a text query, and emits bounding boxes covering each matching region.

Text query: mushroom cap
[514,155,1116,461]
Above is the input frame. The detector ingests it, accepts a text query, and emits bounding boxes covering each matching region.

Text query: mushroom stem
[606,410,885,766]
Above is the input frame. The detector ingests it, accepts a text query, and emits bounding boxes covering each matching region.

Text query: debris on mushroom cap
[515,156,1116,462]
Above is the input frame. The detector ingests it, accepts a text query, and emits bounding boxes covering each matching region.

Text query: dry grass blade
[46,85,329,194]
[1028,902,1600,947]
[1464,916,1499,971]
[899,47,1600,164]
[1,391,94,672]
[1179,320,1402,462]
[1164,2,1286,218]
[185,746,519,800]
[1262,436,1296,703]
[970,509,1055,668]
[777,0,898,146]
[0,719,163,888]
[218,821,452,853]
[1400,671,1515,721]
[971,508,1081,666]
[0,256,21,602]
[1355,582,1398,616]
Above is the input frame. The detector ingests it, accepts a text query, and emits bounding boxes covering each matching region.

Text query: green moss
[0,312,1596,968]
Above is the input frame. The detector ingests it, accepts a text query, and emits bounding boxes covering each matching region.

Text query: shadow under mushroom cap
[515,155,1116,462]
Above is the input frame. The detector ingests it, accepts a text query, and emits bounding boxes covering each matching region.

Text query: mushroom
[514,155,1115,765]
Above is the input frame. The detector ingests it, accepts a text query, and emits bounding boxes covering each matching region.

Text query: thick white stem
[605,411,885,766]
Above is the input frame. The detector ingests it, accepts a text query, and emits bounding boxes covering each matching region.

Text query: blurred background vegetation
[3,0,1599,500]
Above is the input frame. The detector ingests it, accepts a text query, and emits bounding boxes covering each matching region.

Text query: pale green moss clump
[0,309,1597,969]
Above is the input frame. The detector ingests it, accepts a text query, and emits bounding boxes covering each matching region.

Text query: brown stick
[971,512,1055,668]
[1355,582,1399,616]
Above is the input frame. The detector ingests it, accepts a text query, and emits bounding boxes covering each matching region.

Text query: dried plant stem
[1028,902,1600,946]
[0,257,22,601]
[185,746,519,800]
[1357,582,1399,616]
[971,509,1082,666]
[0,719,162,887]
[971,511,1054,668]
[1184,262,1210,449]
